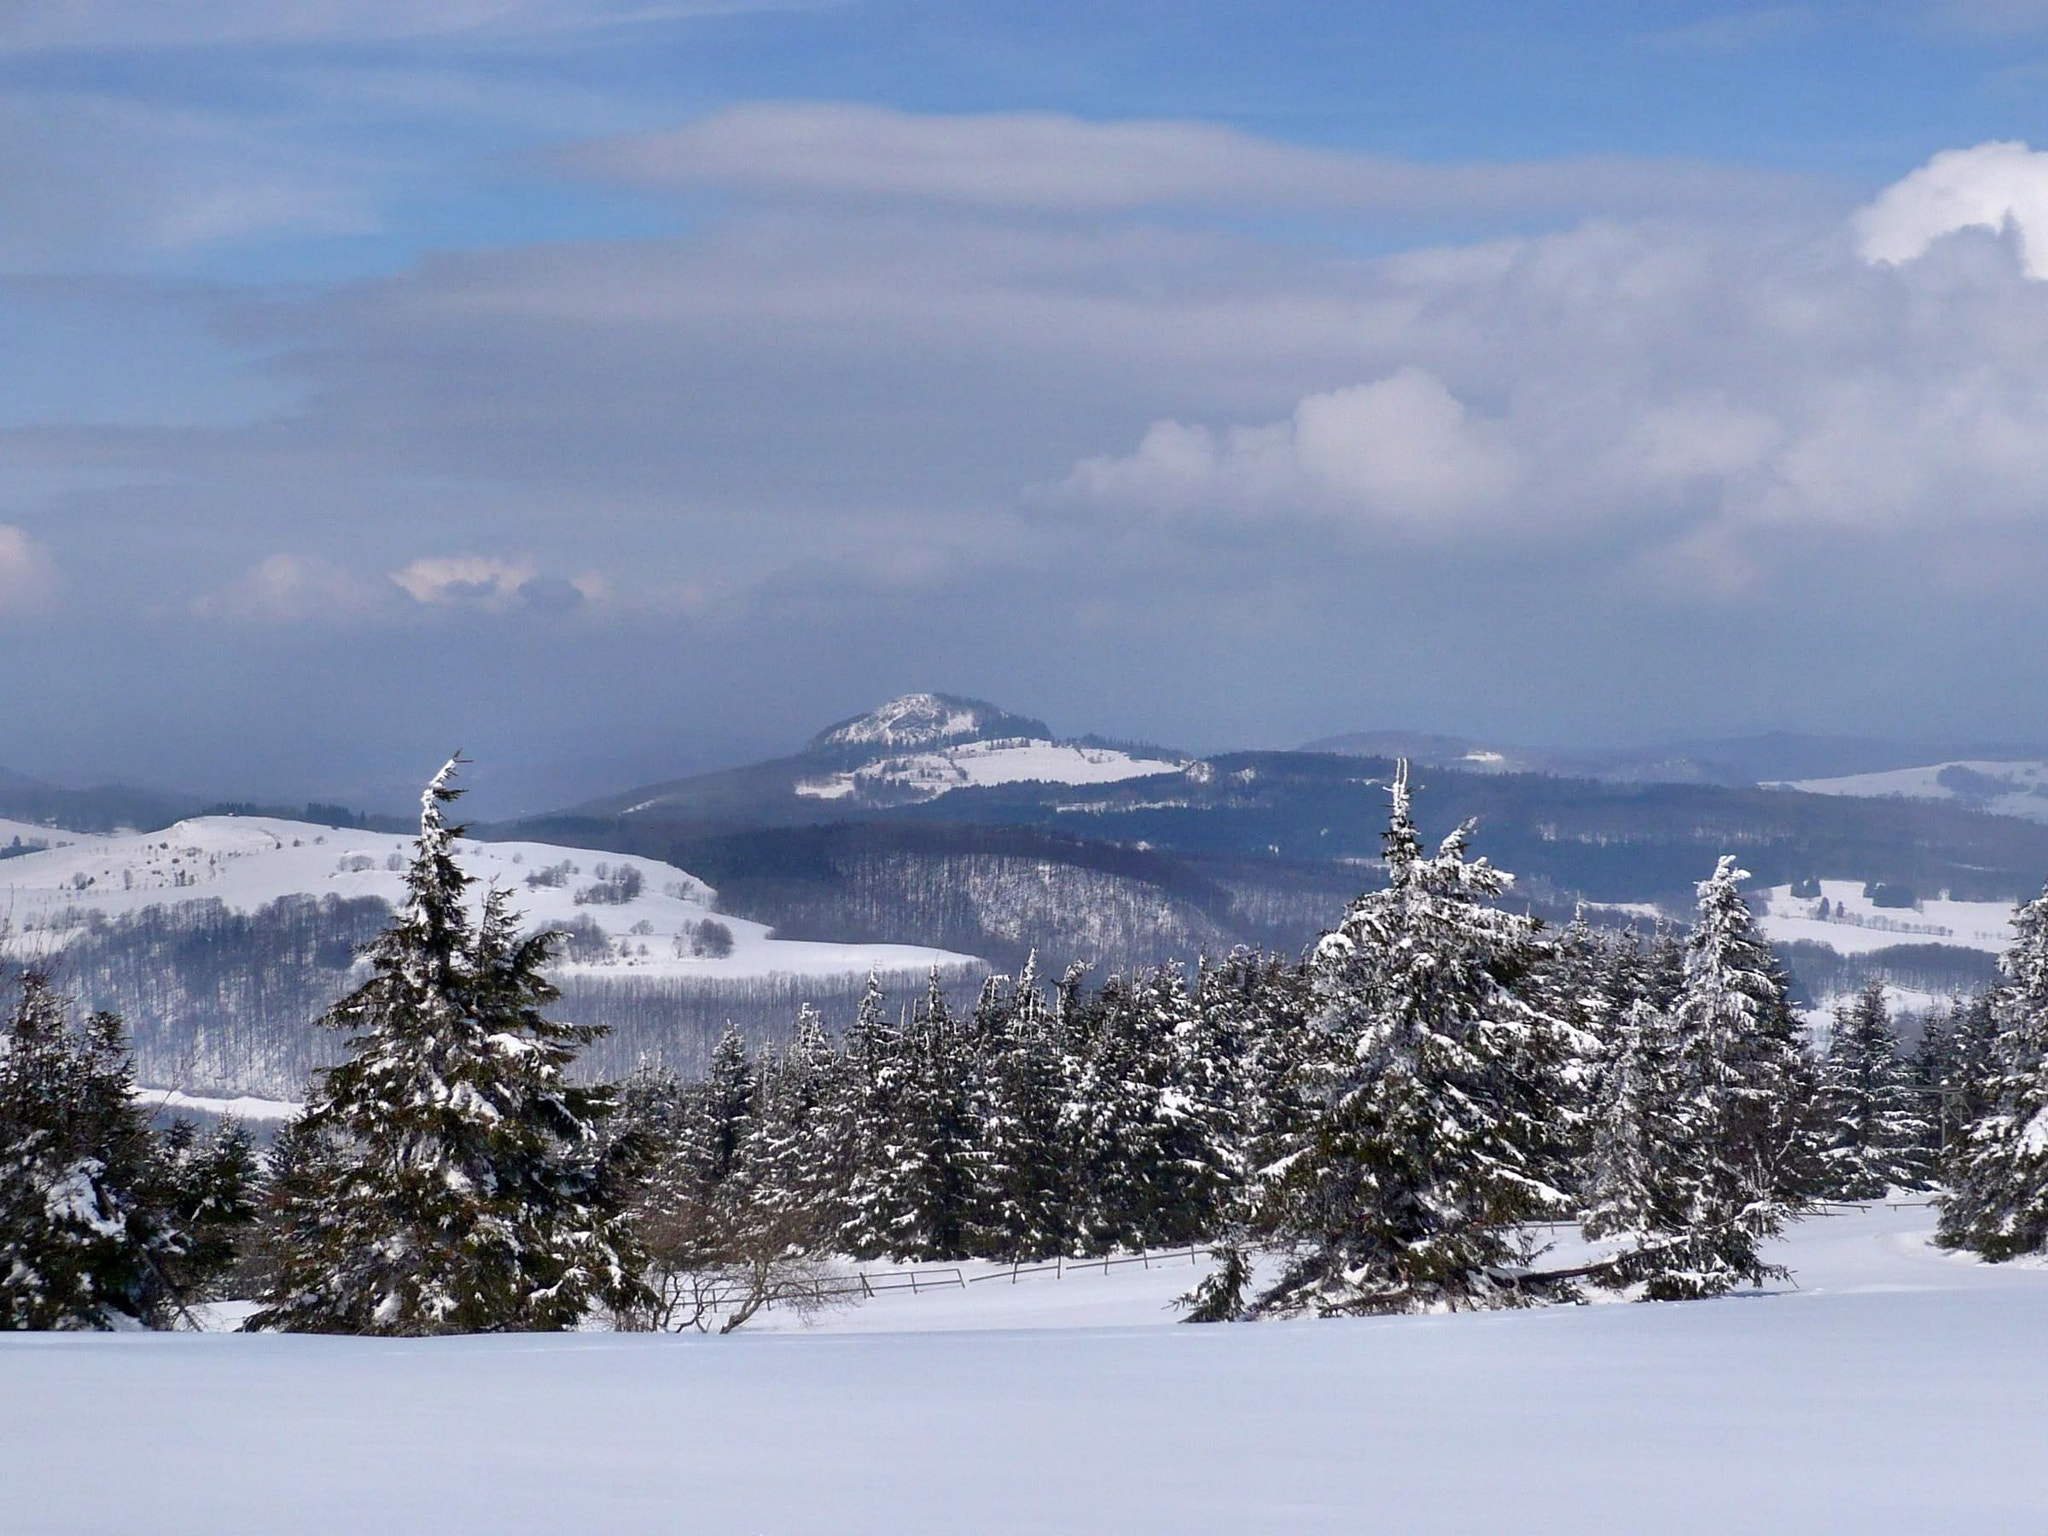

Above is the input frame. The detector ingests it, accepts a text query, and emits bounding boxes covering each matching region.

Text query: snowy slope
[811,691,1051,752]
[1756,878,2013,957]
[1772,759,2048,823]
[0,815,974,983]
[796,738,1185,802]
[0,816,104,854]
[6,1206,2045,1535]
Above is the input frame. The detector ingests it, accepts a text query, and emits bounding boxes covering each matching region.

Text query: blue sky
[12,1,2048,811]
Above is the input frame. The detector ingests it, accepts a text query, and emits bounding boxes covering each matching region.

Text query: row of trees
[5,758,2047,1333]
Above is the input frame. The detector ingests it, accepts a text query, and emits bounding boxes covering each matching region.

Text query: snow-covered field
[1772,759,2048,824]
[1756,878,2013,957]
[0,816,103,853]
[5,1205,2044,1535]
[797,737,1184,803]
[0,815,974,983]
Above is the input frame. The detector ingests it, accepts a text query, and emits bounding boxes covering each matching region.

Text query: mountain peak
[808,693,1052,755]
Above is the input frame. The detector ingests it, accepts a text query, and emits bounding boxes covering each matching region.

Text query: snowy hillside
[1772,759,2048,824]
[8,1205,2045,1535]
[0,815,973,983]
[810,691,1051,752]
[1756,878,2014,957]
[796,737,1185,802]
[0,816,103,855]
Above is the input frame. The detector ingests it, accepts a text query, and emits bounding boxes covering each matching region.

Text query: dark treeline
[7,758,2048,1334]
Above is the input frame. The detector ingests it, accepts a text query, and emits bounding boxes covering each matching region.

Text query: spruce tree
[885,970,986,1260]
[976,957,1081,1259]
[744,1005,839,1241]
[252,758,643,1335]
[836,972,911,1259]
[1581,995,1687,1249]
[1069,973,1159,1253]
[1937,882,2048,1260]
[1640,857,1815,1299]
[1926,993,2000,1162]
[0,975,215,1329]
[1258,762,1582,1315]
[1813,983,1933,1199]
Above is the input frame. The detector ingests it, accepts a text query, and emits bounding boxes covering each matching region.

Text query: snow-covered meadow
[1756,878,2015,957]
[0,814,973,983]
[4,1205,2044,1535]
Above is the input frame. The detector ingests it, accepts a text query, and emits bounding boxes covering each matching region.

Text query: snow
[0,816,107,851]
[133,1088,303,1123]
[0,815,976,983]
[815,692,992,750]
[792,775,858,800]
[4,1205,2045,1534]
[801,738,1184,804]
[1756,878,2014,956]
[1772,759,2048,824]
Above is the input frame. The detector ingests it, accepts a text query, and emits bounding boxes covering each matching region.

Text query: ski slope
[4,1206,2044,1535]
[0,815,974,983]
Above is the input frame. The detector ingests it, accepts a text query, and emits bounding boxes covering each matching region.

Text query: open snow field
[1756,878,2014,957]
[5,1205,2045,1535]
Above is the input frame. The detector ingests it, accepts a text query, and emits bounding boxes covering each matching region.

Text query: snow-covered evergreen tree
[1922,993,2000,1164]
[1257,762,1583,1315]
[156,1114,261,1301]
[1813,983,1932,1199]
[0,974,225,1329]
[1581,994,1687,1249]
[883,970,986,1260]
[678,1022,759,1198]
[252,758,643,1335]
[1938,881,2048,1260]
[836,971,911,1259]
[975,956,1081,1259]
[743,1005,839,1241]
[1634,857,1815,1299]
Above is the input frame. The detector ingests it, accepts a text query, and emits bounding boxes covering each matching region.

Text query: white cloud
[0,524,60,617]
[1855,141,2048,279]
[1058,371,1520,532]
[567,102,1807,220]
[389,554,538,608]
[193,554,388,622]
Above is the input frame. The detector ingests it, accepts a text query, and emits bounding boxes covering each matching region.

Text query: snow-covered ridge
[1770,759,2048,824]
[796,738,1185,803]
[809,691,1052,753]
[0,815,973,983]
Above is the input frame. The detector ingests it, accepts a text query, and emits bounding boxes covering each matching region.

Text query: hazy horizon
[13,2,2048,810]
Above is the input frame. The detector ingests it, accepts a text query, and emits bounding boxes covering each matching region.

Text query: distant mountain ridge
[570,692,1180,823]
[1301,729,2048,788]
